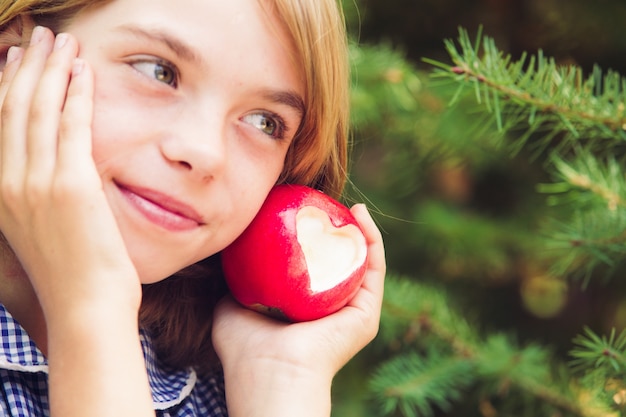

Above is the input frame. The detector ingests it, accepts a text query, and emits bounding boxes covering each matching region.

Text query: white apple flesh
[221,184,368,322]
[296,206,367,292]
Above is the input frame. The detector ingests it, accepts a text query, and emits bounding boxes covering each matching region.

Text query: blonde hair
[0,0,112,35]
[271,0,350,200]
[0,0,351,373]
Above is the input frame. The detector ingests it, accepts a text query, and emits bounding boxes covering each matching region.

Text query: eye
[131,59,179,87]
[243,112,286,139]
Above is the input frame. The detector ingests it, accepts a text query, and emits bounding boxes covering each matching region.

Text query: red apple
[221,184,368,322]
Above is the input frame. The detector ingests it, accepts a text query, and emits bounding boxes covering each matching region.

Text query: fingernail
[30,26,46,45]
[72,58,84,76]
[54,33,68,50]
[6,46,22,64]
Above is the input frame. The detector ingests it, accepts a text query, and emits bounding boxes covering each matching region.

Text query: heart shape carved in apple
[296,206,368,292]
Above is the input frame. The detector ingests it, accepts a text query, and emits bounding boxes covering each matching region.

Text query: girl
[0,0,386,416]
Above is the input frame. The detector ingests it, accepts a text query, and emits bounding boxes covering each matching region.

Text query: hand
[0,27,154,417]
[212,203,385,417]
[0,27,141,320]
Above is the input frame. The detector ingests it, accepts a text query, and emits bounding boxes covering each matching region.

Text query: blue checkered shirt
[0,303,228,416]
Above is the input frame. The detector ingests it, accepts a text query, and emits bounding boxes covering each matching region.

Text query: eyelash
[129,58,179,88]
[242,111,288,140]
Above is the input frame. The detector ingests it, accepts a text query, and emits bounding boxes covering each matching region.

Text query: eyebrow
[262,90,306,118]
[115,24,204,66]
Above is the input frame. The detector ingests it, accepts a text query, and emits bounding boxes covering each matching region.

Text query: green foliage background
[332,0,626,416]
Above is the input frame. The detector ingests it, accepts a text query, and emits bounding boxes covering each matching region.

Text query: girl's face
[65,0,305,283]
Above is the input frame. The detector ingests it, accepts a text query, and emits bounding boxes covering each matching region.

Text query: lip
[115,181,205,231]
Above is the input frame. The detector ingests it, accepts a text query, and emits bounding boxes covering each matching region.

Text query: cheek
[229,172,281,230]
[91,107,117,171]
[89,85,146,168]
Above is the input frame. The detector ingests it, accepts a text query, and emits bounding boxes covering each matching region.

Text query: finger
[0,46,26,104]
[56,58,95,181]
[1,27,55,185]
[0,46,25,172]
[27,33,80,182]
[351,203,386,300]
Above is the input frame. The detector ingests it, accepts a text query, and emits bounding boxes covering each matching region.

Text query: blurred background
[333,0,626,416]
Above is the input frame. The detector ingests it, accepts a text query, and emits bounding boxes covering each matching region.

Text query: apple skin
[221,184,368,322]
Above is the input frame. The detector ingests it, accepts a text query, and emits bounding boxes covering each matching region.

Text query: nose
[159,111,227,182]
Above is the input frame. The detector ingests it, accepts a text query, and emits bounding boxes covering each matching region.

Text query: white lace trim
[153,368,198,410]
[0,357,48,373]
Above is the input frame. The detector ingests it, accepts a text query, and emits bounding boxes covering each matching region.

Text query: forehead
[69,0,304,91]
[72,0,287,44]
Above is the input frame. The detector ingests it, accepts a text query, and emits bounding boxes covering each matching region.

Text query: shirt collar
[0,303,196,409]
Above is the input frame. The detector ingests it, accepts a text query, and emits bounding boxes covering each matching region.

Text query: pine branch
[542,211,626,286]
[424,27,626,155]
[369,353,475,417]
[568,328,626,416]
[570,327,626,375]
[476,335,598,417]
[377,276,478,356]
[372,277,608,417]
[536,149,626,284]
[540,150,626,210]
[425,28,626,284]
